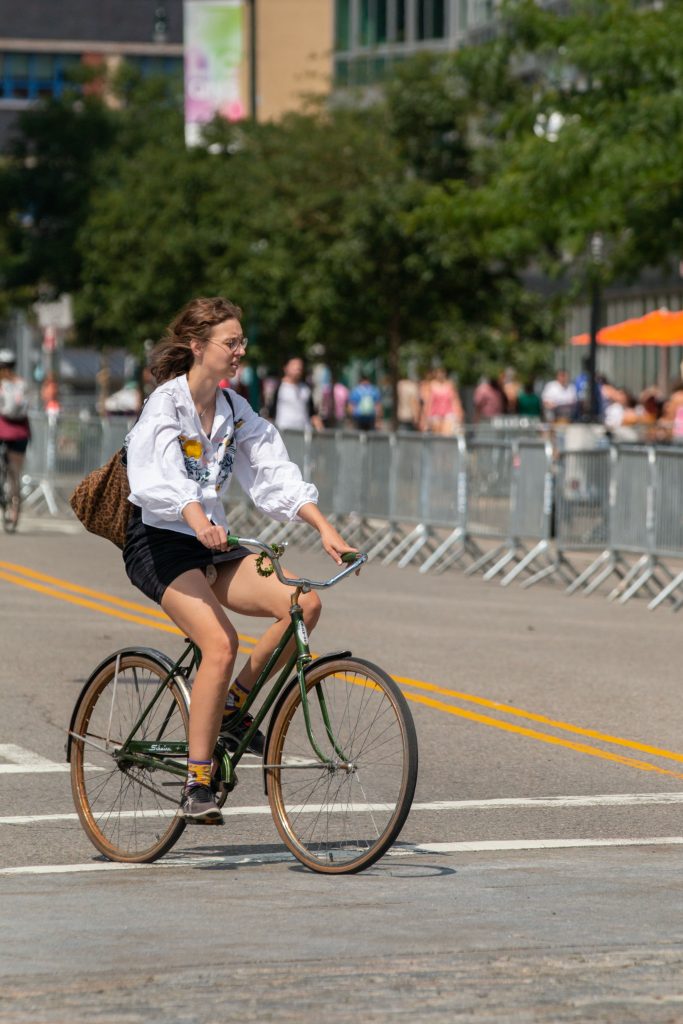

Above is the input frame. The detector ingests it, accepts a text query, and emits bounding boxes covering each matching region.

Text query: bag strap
[221,387,245,433]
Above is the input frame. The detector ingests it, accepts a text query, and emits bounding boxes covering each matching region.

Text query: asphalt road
[1,518,682,1022]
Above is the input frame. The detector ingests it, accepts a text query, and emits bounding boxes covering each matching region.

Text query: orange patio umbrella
[571,308,683,347]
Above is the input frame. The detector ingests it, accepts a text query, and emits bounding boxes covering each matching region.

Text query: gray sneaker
[178,784,224,825]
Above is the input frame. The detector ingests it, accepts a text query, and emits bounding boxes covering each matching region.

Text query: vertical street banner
[184,0,245,146]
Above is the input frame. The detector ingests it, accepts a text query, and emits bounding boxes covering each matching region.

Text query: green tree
[0,93,116,300]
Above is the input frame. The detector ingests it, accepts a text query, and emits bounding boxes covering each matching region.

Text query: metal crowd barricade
[460,439,554,583]
[23,412,136,516]
[303,425,368,548]
[603,446,658,602]
[382,432,428,566]
[375,433,470,570]
[463,441,514,577]
[250,428,312,543]
[500,440,555,585]
[648,447,683,609]
[362,433,396,558]
[524,448,612,592]
[415,435,471,572]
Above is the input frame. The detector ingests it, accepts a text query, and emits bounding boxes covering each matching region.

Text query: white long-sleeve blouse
[125,374,318,536]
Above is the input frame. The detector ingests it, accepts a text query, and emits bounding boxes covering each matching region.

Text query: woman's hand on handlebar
[182,501,229,551]
[196,523,229,551]
[318,524,359,567]
[295,503,361,569]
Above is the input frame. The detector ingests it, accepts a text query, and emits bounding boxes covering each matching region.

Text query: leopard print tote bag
[69,448,130,549]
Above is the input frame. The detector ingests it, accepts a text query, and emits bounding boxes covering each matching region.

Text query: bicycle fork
[290,590,351,767]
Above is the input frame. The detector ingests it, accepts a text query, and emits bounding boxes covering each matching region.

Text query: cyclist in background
[0,349,30,530]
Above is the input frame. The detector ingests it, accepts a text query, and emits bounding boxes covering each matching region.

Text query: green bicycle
[67,540,418,875]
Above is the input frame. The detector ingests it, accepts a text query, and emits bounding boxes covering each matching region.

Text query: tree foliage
[3,0,683,389]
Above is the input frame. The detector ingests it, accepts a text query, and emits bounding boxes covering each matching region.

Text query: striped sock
[186,759,212,790]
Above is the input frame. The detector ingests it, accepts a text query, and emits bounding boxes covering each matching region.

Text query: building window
[359,0,388,47]
[334,56,351,87]
[395,0,407,42]
[335,0,351,51]
[0,52,80,101]
[417,0,446,39]
[458,0,468,32]
[127,55,183,78]
[0,52,181,103]
[334,53,393,88]
[470,0,494,28]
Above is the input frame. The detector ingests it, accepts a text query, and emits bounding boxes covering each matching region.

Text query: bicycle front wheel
[70,652,189,863]
[266,657,418,874]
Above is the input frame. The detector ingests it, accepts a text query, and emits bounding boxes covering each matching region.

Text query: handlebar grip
[340,551,362,564]
[227,535,240,547]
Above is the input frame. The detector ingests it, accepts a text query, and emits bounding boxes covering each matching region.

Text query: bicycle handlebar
[212,538,367,591]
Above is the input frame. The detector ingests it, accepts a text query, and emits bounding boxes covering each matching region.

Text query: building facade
[333,0,496,87]
[255,0,333,121]
[0,0,334,145]
[0,1,184,145]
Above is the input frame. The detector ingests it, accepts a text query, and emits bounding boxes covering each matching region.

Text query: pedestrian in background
[396,376,421,431]
[332,379,349,427]
[422,368,463,435]
[0,348,30,529]
[473,375,506,421]
[347,375,382,431]
[40,372,61,414]
[516,379,542,418]
[541,368,576,423]
[268,357,323,432]
[501,368,520,413]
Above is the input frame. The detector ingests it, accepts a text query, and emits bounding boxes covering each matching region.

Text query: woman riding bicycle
[123,297,354,825]
[0,348,31,530]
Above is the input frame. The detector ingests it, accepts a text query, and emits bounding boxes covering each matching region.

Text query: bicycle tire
[70,651,189,863]
[0,461,16,533]
[266,656,418,874]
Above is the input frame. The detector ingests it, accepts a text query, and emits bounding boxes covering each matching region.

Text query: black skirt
[123,507,251,605]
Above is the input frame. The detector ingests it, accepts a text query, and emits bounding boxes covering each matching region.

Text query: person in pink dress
[423,368,463,435]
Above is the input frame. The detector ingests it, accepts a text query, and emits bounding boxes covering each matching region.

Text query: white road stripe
[3,836,683,876]
[3,791,683,827]
[0,744,68,773]
[413,837,683,853]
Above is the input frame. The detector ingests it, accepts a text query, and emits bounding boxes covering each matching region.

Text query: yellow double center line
[0,561,257,648]
[2,559,683,780]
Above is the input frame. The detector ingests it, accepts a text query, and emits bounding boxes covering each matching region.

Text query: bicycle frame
[115,592,340,785]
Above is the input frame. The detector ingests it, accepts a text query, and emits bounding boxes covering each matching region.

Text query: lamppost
[587,231,604,421]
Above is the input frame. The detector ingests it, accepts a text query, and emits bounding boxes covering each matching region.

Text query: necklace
[194,391,216,428]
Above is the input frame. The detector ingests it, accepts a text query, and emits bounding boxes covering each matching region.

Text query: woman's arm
[297,502,356,564]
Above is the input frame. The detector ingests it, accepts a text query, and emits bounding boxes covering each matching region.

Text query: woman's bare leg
[211,555,322,689]
[161,569,239,761]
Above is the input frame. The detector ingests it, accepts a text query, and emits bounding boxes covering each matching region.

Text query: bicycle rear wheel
[266,657,418,874]
[0,458,16,533]
[70,652,189,863]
